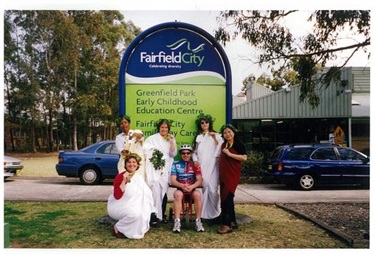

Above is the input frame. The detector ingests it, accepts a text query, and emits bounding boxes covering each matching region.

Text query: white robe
[192,132,223,219]
[107,174,156,239]
[115,130,133,172]
[144,133,177,220]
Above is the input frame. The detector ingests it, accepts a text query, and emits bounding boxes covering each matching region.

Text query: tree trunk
[48,108,54,152]
[31,106,37,153]
[73,69,78,151]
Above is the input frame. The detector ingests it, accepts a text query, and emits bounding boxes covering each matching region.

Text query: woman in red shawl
[217,124,247,234]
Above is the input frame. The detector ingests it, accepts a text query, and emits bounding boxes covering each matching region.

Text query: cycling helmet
[179,144,193,152]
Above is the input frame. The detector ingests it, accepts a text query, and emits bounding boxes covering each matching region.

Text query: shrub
[241,150,271,183]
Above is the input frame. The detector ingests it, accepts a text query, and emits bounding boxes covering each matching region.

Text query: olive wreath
[194,113,215,129]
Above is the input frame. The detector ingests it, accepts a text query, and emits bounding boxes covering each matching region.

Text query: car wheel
[298,174,315,190]
[79,166,102,185]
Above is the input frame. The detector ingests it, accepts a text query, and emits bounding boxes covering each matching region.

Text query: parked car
[264,144,370,190]
[56,141,120,185]
[4,155,24,179]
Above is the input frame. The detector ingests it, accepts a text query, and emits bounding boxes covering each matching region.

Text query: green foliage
[4,10,142,151]
[241,150,273,184]
[194,112,215,131]
[251,68,299,92]
[215,10,370,108]
[149,149,166,170]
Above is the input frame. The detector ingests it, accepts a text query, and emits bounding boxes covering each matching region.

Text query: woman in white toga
[107,153,156,239]
[192,113,223,221]
[144,119,177,223]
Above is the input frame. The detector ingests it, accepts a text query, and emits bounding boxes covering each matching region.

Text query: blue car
[264,144,370,190]
[56,141,120,185]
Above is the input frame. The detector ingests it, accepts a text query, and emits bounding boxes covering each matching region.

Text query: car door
[310,147,343,184]
[335,147,370,185]
[95,142,120,177]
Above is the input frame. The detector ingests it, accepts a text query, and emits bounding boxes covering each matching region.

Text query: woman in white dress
[107,153,156,239]
[144,119,177,222]
[192,113,223,221]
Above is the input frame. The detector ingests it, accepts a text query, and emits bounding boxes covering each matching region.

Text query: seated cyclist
[170,144,204,233]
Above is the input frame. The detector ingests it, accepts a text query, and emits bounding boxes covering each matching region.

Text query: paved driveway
[3,176,369,203]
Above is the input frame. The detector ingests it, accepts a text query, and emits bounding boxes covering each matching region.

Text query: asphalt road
[3,176,370,203]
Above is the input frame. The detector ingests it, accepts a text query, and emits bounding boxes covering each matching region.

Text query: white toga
[192,132,223,219]
[144,133,177,220]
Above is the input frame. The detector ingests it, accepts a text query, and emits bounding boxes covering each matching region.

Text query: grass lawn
[4,201,348,249]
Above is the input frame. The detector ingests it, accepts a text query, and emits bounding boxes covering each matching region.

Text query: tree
[68,10,140,149]
[242,69,299,93]
[4,10,141,152]
[4,11,43,152]
[215,10,370,108]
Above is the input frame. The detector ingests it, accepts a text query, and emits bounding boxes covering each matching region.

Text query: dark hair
[156,119,171,132]
[117,115,131,125]
[195,113,216,134]
[220,124,245,152]
[192,113,217,149]
[220,124,238,135]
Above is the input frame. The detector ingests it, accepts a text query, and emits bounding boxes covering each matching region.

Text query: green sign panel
[126,84,226,146]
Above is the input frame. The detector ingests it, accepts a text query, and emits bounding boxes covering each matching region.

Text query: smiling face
[222,127,235,142]
[125,157,139,172]
[158,123,170,137]
[180,149,192,162]
[200,119,210,132]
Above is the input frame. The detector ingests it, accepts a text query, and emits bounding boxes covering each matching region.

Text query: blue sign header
[126,28,226,78]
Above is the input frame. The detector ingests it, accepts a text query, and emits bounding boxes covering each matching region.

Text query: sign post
[119,22,232,147]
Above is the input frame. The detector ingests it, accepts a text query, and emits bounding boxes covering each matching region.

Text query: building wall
[351,67,370,93]
[233,67,369,151]
[233,70,352,119]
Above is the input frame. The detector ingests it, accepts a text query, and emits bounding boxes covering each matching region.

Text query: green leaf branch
[149,149,165,170]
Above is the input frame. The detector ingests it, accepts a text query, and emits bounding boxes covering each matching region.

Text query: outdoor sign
[333,126,346,146]
[118,22,232,147]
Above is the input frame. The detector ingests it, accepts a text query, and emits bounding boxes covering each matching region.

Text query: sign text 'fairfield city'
[140,51,205,67]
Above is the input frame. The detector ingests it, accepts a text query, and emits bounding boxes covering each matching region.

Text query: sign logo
[140,38,205,67]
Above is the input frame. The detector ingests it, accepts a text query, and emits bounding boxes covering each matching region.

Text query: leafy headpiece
[195,113,215,131]
[117,115,131,125]
[220,124,238,135]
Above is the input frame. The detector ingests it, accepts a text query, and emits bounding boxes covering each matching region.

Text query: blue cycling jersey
[171,160,202,185]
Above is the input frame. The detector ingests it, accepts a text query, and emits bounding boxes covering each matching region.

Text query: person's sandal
[113,228,126,238]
